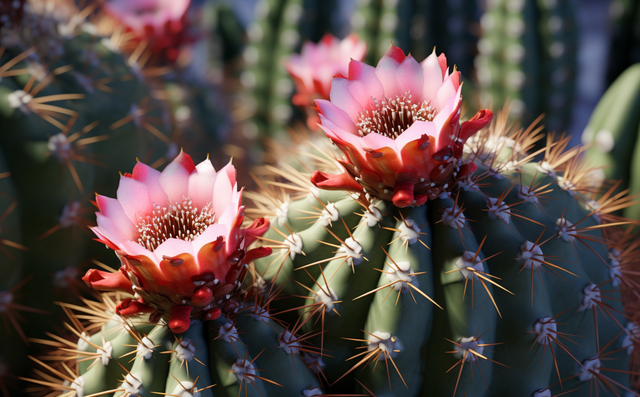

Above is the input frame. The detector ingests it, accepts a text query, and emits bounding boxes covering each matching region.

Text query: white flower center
[356,92,435,139]
[136,197,214,251]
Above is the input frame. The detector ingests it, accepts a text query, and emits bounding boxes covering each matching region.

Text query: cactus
[240,0,304,141]
[248,47,640,395]
[251,114,640,397]
[22,293,324,397]
[475,0,578,136]
[582,63,640,223]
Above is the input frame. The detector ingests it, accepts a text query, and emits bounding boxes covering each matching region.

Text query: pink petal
[380,44,406,64]
[420,52,444,102]
[438,53,448,77]
[319,124,365,152]
[173,151,196,173]
[96,195,136,241]
[216,201,239,230]
[192,223,228,255]
[395,120,438,149]
[396,55,423,99]
[221,161,237,188]
[95,213,128,247]
[153,238,195,261]
[188,159,217,210]
[316,99,357,134]
[375,53,401,98]
[121,239,155,258]
[434,75,459,112]
[116,176,152,224]
[159,155,192,204]
[361,132,396,151]
[330,77,364,121]
[212,164,236,219]
[347,61,384,107]
[129,162,169,208]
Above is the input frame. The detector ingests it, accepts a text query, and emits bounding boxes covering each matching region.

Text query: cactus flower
[286,34,366,129]
[310,44,493,207]
[83,152,271,333]
[103,0,192,61]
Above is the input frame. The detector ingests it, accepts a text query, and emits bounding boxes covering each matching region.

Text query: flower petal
[433,84,463,130]
[212,162,237,219]
[361,131,396,151]
[192,223,228,257]
[330,77,364,121]
[159,153,194,204]
[396,55,423,99]
[95,213,130,247]
[96,195,136,241]
[434,72,459,111]
[420,51,444,102]
[375,47,403,98]
[153,238,196,272]
[129,162,169,208]
[158,251,199,297]
[315,99,357,134]
[116,176,152,224]
[347,61,384,107]
[188,159,217,210]
[395,120,438,149]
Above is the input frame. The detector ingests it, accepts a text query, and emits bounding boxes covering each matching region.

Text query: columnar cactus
[249,45,640,396]
[475,0,578,135]
[241,0,304,140]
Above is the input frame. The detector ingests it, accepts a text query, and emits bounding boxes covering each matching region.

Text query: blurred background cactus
[2,0,640,396]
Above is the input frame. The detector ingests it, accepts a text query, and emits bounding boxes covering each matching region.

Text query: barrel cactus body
[252,117,638,396]
[250,45,639,396]
[23,294,324,397]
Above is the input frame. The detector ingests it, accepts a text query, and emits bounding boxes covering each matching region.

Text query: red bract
[103,0,193,62]
[82,152,271,333]
[310,44,493,207]
[286,34,366,129]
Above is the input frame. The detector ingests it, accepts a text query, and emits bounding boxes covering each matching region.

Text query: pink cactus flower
[82,152,271,333]
[286,34,366,129]
[103,0,193,61]
[310,44,493,207]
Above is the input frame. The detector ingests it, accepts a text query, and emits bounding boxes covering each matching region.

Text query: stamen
[356,92,436,139]
[136,197,214,251]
